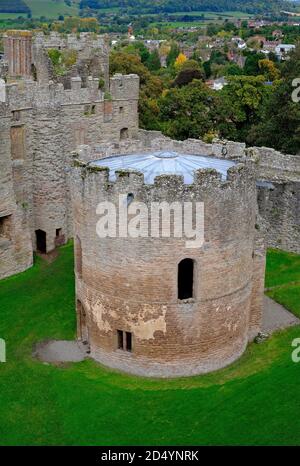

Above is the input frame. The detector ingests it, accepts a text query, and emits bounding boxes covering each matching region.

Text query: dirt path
[262,296,300,333]
[34,340,89,363]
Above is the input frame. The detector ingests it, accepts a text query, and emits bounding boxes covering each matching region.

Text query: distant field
[170,10,253,18]
[0,4,255,23]
[149,10,254,28]
[0,12,27,19]
[25,0,78,18]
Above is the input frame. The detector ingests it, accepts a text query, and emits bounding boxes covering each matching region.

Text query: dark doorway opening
[35,229,47,253]
[178,258,194,300]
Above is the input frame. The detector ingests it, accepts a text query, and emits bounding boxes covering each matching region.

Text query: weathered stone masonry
[0,29,299,378]
[0,31,139,278]
[72,143,265,377]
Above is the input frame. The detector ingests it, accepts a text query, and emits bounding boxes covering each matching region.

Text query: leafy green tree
[247,46,300,154]
[203,61,212,79]
[243,51,266,76]
[166,42,180,68]
[146,49,161,72]
[173,59,205,87]
[223,63,243,76]
[220,75,273,142]
[157,80,233,140]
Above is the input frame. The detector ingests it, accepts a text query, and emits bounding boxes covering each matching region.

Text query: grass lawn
[0,244,300,445]
[266,249,300,318]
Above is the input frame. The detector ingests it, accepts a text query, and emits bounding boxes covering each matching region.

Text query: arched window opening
[127,193,134,206]
[178,258,194,300]
[120,127,129,140]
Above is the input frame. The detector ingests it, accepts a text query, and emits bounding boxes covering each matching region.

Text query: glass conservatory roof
[90,151,236,185]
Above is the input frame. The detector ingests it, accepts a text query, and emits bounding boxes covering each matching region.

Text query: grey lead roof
[90,151,236,185]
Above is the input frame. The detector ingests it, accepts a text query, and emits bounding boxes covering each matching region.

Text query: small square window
[12,111,20,122]
[117,330,132,352]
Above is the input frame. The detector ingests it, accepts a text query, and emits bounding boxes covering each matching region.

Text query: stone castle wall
[0,27,299,282]
[3,31,110,89]
[88,130,299,255]
[0,102,33,279]
[0,72,139,277]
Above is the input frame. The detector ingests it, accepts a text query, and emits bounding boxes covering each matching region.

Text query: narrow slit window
[117,330,123,350]
[75,235,82,278]
[178,258,194,300]
[126,332,132,352]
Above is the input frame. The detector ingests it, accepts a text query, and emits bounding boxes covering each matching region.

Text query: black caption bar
[0,445,294,464]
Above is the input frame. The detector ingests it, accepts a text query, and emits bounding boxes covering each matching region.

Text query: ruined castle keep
[0,31,139,279]
[0,30,299,376]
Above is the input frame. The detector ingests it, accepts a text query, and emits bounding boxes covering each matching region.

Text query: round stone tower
[71,149,265,377]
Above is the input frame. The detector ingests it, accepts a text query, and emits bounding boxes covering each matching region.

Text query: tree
[258,58,281,81]
[247,45,300,154]
[244,52,265,76]
[173,59,205,87]
[156,80,232,141]
[174,53,188,71]
[146,49,161,72]
[223,63,243,76]
[220,75,273,142]
[166,42,180,68]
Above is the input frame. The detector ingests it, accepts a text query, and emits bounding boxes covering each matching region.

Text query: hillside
[0,0,30,14]
[0,0,78,18]
[80,0,297,15]
[0,0,297,19]
[25,0,78,18]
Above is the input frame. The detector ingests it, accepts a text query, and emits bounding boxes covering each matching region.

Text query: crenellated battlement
[110,74,140,101]
[72,152,255,197]
[33,32,109,54]
[3,73,139,110]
